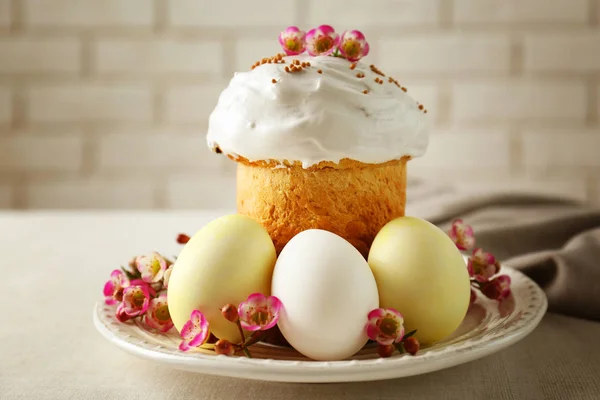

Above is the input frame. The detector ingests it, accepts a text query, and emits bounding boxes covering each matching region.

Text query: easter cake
[101,26,506,365]
[207,26,429,257]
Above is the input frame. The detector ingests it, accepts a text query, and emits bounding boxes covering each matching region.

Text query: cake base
[236,158,408,258]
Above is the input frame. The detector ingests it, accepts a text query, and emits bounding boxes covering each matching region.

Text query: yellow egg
[167,214,276,343]
[368,216,470,344]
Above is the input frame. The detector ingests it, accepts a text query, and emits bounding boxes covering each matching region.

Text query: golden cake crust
[227,154,408,171]
[236,157,408,258]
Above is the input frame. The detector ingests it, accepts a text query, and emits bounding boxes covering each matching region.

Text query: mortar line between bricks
[509,127,524,177]
[585,77,598,126]
[2,73,599,84]
[1,23,597,38]
[439,0,454,28]
[11,83,26,130]
[509,36,524,77]
[9,0,23,33]
[80,131,99,177]
[154,0,168,33]
[153,83,166,126]
[221,38,236,79]
[80,33,93,78]
[589,0,599,26]
[585,174,599,204]
[294,0,307,26]
[12,175,27,209]
[153,178,167,209]
[436,83,452,126]
[0,74,224,85]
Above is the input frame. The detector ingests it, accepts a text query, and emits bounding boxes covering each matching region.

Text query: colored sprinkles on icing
[249,26,429,114]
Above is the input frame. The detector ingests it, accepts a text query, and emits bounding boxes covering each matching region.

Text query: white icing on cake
[207,55,429,168]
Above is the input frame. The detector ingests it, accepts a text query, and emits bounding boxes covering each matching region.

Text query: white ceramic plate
[94,266,547,383]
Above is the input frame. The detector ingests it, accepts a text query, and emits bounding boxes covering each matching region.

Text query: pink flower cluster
[366,307,420,357]
[279,25,370,62]
[448,220,512,302]
[178,293,282,354]
[103,252,174,332]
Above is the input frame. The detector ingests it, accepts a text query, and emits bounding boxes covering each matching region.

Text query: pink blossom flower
[130,279,157,297]
[366,308,405,346]
[145,294,174,332]
[449,219,475,251]
[135,252,168,283]
[279,26,306,55]
[338,30,369,61]
[305,25,340,56]
[103,269,130,305]
[238,293,282,331]
[120,284,151,317]
[179,310,210,352]
[481,275,512,301]
[468,248,500,282]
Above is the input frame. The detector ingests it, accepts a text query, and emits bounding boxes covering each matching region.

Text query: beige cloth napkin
[407,180,600,321]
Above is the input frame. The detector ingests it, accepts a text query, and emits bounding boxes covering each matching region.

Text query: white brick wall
[522,129,600,169]
[411,129,511,170]
[168,0,296,27]
[23,0,154,28]
[453,81,587,122]
[307,0,440,28]
[97,131,223,172]
[166,175,236,209]
[0,87,10,125]
[0,38,80,73]
[25,179,156,209]
[0,0,598,209]
[454,179,589,201]
[94,39,222,75]
[165,83,226,123]
[28,84,153,123]
[0,135,83,171]
[524,32,600,72]
[453,0,588,24]
[397,82,440,120]
[379,34,510,75]
[234,39,282,72]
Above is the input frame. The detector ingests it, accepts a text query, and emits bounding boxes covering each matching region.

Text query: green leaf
[243,331,267,348]
[243,347,253,358]
[120,266,137,281]
[403,330,417,340]
[394,342,405,354]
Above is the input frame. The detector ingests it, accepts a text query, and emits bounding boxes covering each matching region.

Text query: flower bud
[403,337,420,356]
[176,234,190,244]
[377,344,395,358]
[221,304,239,323]
[481,275,512,301]
[116,306,132,323]
[214,339,235,356]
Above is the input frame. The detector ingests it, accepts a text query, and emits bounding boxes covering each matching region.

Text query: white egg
[272,229,379,361]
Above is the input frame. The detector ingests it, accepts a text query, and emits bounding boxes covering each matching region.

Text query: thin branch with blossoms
[366,307,420,358]
[102,252,175,332]
[447,220,512,302]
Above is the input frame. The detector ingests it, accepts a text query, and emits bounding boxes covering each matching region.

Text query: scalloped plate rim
[93,266,547,383]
